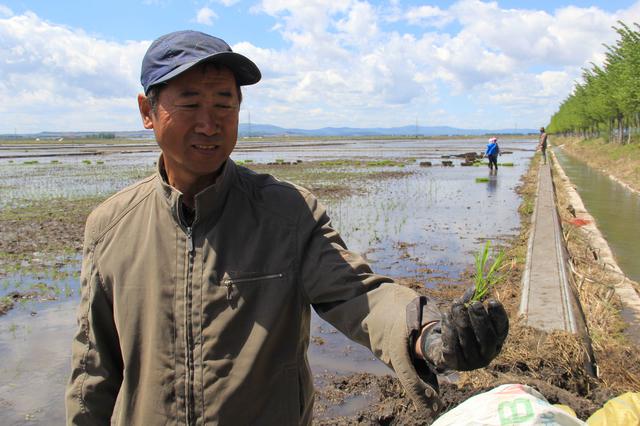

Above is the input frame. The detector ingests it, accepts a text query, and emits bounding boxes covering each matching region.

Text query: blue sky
[1,0,639,132]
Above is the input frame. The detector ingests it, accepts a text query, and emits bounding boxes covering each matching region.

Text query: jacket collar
[155,154,237,227]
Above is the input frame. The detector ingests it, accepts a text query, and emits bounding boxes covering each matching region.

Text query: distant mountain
[1,125,536,140]
[0,130,155,139]
[237,124,536,137]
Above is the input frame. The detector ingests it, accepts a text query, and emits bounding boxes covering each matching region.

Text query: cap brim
[147,51,261,93]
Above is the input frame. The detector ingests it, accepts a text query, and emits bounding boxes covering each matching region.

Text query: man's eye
[178,104,198,109]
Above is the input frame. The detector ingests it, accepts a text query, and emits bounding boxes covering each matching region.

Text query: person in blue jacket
[485,137,500,173]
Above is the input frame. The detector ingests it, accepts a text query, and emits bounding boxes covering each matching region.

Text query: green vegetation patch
[475,177,490,183]
[317,159,411,168]
[242,161,414,202]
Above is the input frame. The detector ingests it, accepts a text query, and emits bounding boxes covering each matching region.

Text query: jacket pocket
[220,272,285,302]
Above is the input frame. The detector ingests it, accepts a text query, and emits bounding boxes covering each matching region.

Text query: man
[485,137,500,174]
[66,30,508,425]
[538,127,548,164]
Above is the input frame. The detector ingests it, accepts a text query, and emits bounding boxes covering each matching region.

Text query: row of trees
[547,22,640,144]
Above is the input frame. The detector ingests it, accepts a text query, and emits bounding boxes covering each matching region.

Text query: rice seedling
[475,177,489,183]
[471,241,504,302]
[82,159,92,165]
[23,160,39,165]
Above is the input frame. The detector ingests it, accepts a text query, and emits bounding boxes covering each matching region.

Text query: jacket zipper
[185,226,196,425]
[222,273,284,301]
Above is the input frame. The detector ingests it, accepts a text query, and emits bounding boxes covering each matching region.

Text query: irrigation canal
[553,148,640,283]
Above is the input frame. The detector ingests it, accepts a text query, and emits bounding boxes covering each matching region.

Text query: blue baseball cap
[141,30,261,94]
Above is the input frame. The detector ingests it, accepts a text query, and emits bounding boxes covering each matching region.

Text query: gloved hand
[420,289,509,372]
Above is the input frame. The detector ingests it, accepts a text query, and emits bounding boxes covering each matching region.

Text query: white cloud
[195,7,218,26]
[216,0,240,6]
[335,1,379,46]
[0,4,13,17]
[0,11,148,132]
[243,0,640,129]
[404,5,452,28]
[257,0,353,39]
[2,0,640,132]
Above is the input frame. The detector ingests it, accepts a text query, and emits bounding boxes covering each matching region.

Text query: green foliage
[475,177,489,183]
[87,132,116,139]
[471,241,505,302]
[548,21,640,144]
[366,160,405,167]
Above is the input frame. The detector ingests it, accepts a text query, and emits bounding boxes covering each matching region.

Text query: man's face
[139,64,240,187]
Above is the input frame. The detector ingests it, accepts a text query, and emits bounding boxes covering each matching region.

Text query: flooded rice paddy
[0,137,536,423]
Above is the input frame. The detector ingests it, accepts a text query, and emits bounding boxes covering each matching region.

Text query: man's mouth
[193,144,219,150]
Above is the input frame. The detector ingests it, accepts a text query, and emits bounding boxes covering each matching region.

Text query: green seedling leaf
[471,241,505,303]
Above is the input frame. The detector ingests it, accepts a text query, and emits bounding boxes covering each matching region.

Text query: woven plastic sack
[432,383,585,426]
[586,392,640,425]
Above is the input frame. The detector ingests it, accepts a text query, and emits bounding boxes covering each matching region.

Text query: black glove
[421,289,509,372]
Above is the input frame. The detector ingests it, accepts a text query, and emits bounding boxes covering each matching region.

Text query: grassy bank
[553,136,640,192]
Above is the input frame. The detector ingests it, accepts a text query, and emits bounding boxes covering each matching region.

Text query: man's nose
[194,107,220,136]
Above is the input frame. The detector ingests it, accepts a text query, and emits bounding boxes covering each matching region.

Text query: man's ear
[138,93,154,130]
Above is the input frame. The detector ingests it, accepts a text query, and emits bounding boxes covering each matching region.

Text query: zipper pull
[225,281,234,301]
[186,227,194,253]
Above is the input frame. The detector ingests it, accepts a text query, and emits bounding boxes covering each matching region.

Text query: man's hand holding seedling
[415,291,509,372]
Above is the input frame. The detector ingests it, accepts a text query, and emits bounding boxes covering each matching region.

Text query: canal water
[0,137,536,423]
[554,149,640,282]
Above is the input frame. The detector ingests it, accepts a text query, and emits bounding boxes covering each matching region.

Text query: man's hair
[146,64,243,113]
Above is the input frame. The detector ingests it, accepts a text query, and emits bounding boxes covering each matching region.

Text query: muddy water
[554,149,640,282]
[0,300,75,424]
[0,138,536,423]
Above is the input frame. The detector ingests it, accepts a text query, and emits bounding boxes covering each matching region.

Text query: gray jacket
[65,158,441,425]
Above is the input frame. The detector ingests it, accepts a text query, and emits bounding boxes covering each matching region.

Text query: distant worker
[485,137,500,174]
[538,127,548,164]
